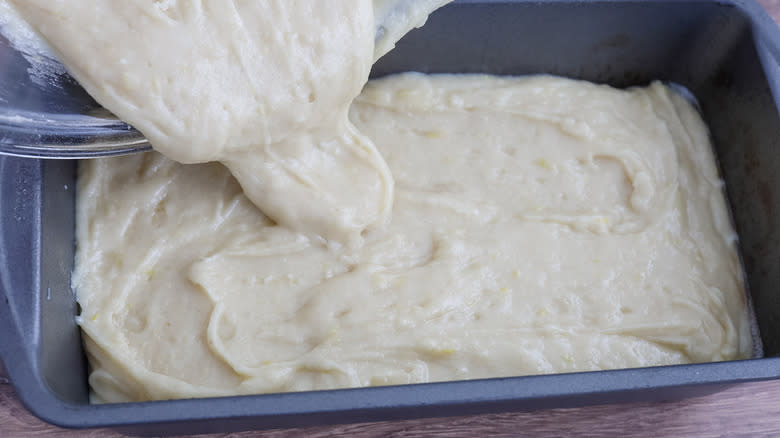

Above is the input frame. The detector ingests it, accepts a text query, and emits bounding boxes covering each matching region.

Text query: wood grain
[4,1,780,436]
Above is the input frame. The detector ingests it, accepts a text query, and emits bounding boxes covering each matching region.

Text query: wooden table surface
[5,1,780,436]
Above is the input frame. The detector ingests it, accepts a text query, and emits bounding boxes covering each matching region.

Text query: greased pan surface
[2,0,780,434]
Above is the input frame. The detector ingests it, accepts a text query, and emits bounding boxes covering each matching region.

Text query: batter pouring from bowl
[10,0,448,246]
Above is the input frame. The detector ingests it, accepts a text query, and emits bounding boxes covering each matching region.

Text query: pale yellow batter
[73,74,752,403]
[11,0,443,246]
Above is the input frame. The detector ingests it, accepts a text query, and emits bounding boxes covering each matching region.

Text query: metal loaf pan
[2,0,780,434]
